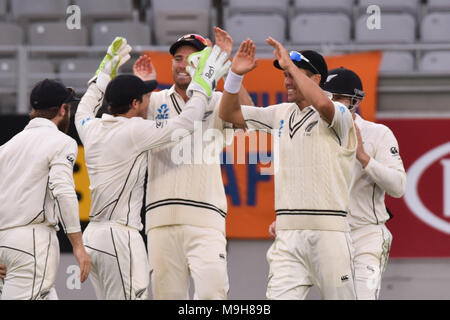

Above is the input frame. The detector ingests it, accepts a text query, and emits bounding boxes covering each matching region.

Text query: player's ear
[58,103,67,117]
[311,74,322,86]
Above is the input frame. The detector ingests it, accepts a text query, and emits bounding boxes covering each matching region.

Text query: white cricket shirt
[75,84,208,231]
[145,86,231,235]
[0,118,80,233]
[347,114,406,230]
[241,102,356,232]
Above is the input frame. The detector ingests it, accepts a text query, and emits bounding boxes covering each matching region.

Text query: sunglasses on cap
[177,34,208,47]
[289,51,321,76]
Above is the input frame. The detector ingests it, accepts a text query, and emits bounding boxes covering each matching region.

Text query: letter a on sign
[366,5,381,30]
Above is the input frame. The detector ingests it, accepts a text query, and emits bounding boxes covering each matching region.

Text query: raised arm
[266,37,335,124]
[219,39,258,127]
[75,37,131,143]
[355,122,406,198]
[133,45,231,151]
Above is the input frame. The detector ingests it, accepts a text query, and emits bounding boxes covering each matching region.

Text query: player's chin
[286,92,297,103]
[175,77,191,89]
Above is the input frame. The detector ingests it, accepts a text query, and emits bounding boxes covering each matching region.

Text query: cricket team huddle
[0,26,406,300]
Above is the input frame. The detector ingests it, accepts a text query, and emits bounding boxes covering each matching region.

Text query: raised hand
[214,26,233,58]
[231,39,257,76]
[266,37,291,71]
[133,55,157,81]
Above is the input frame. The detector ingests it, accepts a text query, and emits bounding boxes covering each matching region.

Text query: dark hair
[108,95,143,115]
[29,104,68,120]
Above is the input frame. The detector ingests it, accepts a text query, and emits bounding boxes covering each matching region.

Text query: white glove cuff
[224,70,243,94]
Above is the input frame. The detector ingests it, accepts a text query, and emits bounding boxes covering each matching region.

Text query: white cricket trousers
[147,225,229,300]
[0,224,59,300]
[266,229,357,300]
[83,222,149,300]
[351,223,392,300]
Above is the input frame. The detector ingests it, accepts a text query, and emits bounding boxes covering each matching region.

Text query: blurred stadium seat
[358,0,420,16]
[293,0,354,16]
[225,13,286,46]
[28,22,88,46]
[290,13,351,45]
[150,0,211,45]
[73,0,134,20]
[0,23,24,45]
[427,0,450,12]
[421,13,450,43]
[58,58,100,91]
[0,58,56,88]
[355,13,416,44]
[419,51,450,72]
[226,0,289,16]
[92,21,150,47]
[379,51,415,73]
[11,0,70,21]
[0,0,7,18]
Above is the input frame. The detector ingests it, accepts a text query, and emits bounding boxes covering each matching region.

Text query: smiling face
[172,45,197,91]
[283,70,306,104]
[283,68,321,105]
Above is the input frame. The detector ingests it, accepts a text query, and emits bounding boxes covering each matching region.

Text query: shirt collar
[25,117,58,130]
[167,85,176,96]
[354,113,363,125]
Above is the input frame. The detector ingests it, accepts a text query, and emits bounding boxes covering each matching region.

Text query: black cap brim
[64,88,80,103]
[143,80,158,93]
[169,39,206,56]
[273,59,315,73]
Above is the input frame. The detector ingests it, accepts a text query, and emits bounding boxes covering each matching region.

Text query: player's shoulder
[55,130,78,150]
[332,101,352,119]
[361,117,392,134]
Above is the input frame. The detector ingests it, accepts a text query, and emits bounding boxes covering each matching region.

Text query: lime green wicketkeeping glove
[186,45,231,99]
[88,36,132,92]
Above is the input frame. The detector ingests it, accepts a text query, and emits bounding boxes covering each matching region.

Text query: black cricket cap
[30,79,79,110]
[169,34,208,56]
[274,50,328,86]
[321,67,365,99]
[105,74,158,108]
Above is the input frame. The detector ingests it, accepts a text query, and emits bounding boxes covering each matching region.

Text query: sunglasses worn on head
[177,34,208,47]
[289,51,321,76]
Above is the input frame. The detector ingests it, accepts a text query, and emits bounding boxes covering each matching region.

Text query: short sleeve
[241,105,278,131]
[328,101,354,147]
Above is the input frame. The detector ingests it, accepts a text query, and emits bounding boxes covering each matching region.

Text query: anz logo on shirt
[155,104,169,128]
[278,119,284,137]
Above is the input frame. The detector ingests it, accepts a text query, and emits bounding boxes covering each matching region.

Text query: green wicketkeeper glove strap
[186,45,231,100]
[88,36,132,93]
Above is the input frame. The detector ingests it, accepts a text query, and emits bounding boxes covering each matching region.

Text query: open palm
[133,55,157,81]
[231,39,257,76]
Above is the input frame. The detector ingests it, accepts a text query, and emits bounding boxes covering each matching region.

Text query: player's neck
[295,99,311,111]
[175,85,189,103]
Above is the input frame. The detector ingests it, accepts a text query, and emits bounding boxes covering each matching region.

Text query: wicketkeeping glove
[186,45,231,99]
[88,36,132,92]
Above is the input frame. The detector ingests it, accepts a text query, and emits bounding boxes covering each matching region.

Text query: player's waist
[85,220,141,232]
[145,198,226,218]
[276,209,349,232]
[0,221,57,233]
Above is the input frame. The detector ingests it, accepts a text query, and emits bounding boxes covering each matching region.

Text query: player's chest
[276,109,321,143]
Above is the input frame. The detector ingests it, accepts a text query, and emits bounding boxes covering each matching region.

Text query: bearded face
[57,104,71,133]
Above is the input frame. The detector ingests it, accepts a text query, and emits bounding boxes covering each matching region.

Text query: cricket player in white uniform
[132,28,252,300]
[321,68,406,299]
[75,37,231,299]
[219,38,357,299]
[0,79,91,300]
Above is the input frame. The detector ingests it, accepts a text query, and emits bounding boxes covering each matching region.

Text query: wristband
[224,70,243,94]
